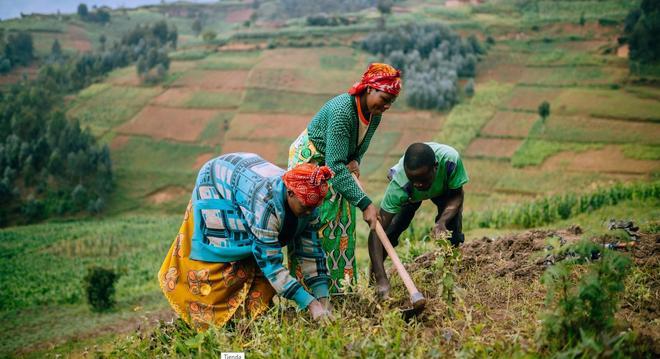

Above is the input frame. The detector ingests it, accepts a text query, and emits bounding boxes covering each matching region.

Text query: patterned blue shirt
[189,153,329,309]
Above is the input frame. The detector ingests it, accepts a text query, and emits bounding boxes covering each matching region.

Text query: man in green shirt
[369,142,469,297]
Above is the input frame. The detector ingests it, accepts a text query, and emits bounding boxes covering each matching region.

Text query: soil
[224,113,310,140]
[465,138,523,159]
[506,88,562,110]
[481,111,536,138]
[67,25,92,52]
[109,135,131,150]
[617,44,629,59]
[147,186,190,204]
[173,70,249,91]
[117,106,218,142]
[541,146,660,174]
[192,152,215,170]
[150,88,194,107]
[226,8,254,23]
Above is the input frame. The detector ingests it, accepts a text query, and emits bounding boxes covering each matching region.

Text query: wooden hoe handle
[352,174,426,308]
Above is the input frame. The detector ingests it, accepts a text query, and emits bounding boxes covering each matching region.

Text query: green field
[2,0,659,357]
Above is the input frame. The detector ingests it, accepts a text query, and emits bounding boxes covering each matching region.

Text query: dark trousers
[385,195,464,247]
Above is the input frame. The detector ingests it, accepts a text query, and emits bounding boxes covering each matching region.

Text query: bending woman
[158,153,334,329]
[288,63,401,293]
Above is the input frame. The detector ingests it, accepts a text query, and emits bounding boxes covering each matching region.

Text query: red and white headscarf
[282,164,334,207]
[348,63,402,96]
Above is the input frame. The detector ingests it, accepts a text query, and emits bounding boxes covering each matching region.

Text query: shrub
[538,240,634,356]
[84,266,119,312]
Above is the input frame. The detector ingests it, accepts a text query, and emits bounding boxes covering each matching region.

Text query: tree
[51,39,62,58]
[202,31,217,43]
[377,0,393,30]
[192,18,202,37]
[99,34,106,51]
[579,12,586,26]
[464,78,475,97]
[538,101,550,122]
[627,0,660,63]
[77,3,89,18]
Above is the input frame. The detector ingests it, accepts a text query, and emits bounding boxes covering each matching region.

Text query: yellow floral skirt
[158,202,276,330]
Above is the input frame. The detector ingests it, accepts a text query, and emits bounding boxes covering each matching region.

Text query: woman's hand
[347,160,360,179]
[319,297,333,312]
[362,203,378,230]
[308,299,332,321]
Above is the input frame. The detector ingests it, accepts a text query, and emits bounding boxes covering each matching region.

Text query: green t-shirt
[381,142,469,214]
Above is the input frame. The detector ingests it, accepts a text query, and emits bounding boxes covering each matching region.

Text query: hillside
[0,0,658,357]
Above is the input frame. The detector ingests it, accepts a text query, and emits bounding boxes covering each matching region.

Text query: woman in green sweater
[288,63,401,294]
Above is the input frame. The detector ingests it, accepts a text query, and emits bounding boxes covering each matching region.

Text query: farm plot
[221,140,290,167]
[68,85,161,136]
[117,106,219,142]
[150,88,194,107]
[465,138,523,159]
[172,70,249,90]
[224,113,310,140]
[481,111,537,138]
[504,86,562,111]
[247,67,359,95]
[553,89,660,121]
[541,146,660,174]
[184,91,243,109]
[240,88,333,115]
[196,51,262,70]
[111,137,212,212]
[519,66,625,86]
[534,116,660,145]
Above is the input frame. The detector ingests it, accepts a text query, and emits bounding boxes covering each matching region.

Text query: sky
[0,0,216,20]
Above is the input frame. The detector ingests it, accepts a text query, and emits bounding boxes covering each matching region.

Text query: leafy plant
[538,240,634,356]
[84,266,119,312]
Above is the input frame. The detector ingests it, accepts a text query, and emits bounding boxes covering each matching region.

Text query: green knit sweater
[307,93,382,210]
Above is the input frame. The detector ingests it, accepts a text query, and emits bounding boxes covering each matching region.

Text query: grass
[169,49,213,61]
[520,0,636,25]
[438,81,514,153]
[621,144,660,161]
[531,115,660,145]
[0,214,179,355]
[554,88,660,122]
[196,50,262,70]
[68,85,162,136]
[239,88,334,115]
[185,91,243,109]
[512,138,602,167]
[109,137,213,214]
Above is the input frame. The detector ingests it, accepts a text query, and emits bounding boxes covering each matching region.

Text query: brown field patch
[465,138,523,158]
[173,70,249,90]
[256,48,320,69]
[222,140,289,167]
[225,113,310,140]
[0,64,39,85]
[477,63,524,84]
[107,68,141,86]
[226,8,254,23]
[110,135,131,150]
[558,40,609,52]
[394,130,437,152]
[247,68,306,91]
[67,25,92,52]
[150,88,194,107]
[148,186,190,204]
[192,152,216,169]
[219,42,264,51]
[380,112,445,132]
[117,106,218,142]
[170,61,198,72]
[541,146,660,174]
[481,111,536,138]
[617,44,629,58]
[506,87,562,110]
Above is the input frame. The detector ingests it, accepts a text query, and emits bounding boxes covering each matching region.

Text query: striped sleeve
[250,202,316,309]
[292,213,329,299]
